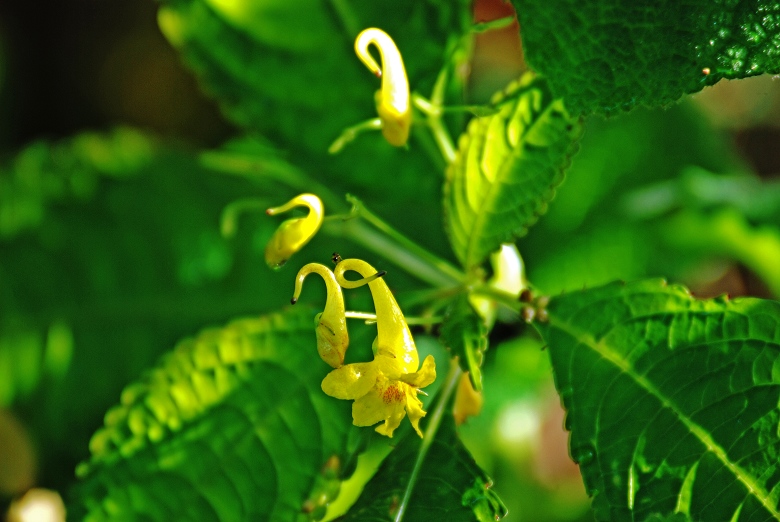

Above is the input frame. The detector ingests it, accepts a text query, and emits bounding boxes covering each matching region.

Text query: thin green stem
[323,218,459,288]
[344,311,443,325]
[203,150,466,291]
[199,151,342,209]
[219,198,269,238]
[394,359,462,522]
[413,81,456,165]
[470,284,522,312]
[346,195,465,284]
[328,118,383,154]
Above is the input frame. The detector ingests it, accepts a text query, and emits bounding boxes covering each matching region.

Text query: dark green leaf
[157,0,460,152]
[338,411,506,521]
[440,295,488,392]
[512,0,780,115]
[72,307,356,520]
[444,73,583,269]
[537,279,780,521]
[0,127,157,240]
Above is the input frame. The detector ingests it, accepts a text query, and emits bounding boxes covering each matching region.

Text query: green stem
[323,218,459,288]
[394,359,462,522]
[413,91,456,165]
[470,284,522,312]
[199,151,342,209]
[328,118,383,154]
[346,195,465,284]
[219,198,269,238]
[344,311,443,326]
[203,151,467,291]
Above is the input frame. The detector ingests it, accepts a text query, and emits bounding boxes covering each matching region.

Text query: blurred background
[1,0,780,520]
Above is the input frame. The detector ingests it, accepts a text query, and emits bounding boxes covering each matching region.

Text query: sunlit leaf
[338,410,507,521]
[512,0,780,115]
[0,130,306,494]
[72,307,357,521]
[537,279,780,521]
[444,73,583,269]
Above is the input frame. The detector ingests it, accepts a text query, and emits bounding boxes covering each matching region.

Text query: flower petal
[321,362,378,400]
[399,354,436,389]
[351,388,387,427]
[352,377,407,438]
[374,405,406,438]
[404,389,427,437]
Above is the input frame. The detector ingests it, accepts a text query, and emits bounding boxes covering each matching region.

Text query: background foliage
[2,0,780,521]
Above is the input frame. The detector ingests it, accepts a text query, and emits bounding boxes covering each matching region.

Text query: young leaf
[443,73,583,269]
[440,295,489,392]
[511,0,780,115]
[338,412,507,521]
[71,307,356,520]
[536,279,780,521]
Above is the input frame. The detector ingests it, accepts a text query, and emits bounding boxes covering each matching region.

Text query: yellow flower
[321,258,436,437]
[265,194,323,269]
[291,262,385,369]
[321,352,435,438]
[354,28,411,147]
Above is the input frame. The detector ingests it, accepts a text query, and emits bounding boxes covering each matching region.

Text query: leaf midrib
[463,92,557,268]
[548,312,780,520]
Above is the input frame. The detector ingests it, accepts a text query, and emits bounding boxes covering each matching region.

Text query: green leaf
[440,295,488,392]
[338,411,507,521]
[0,129,314,494]
[536,279,780,521]
[511,0,780,115]
[72,307,356,520]
[444,73,583,269]
[157,0,459,152]
[0,127,157,240]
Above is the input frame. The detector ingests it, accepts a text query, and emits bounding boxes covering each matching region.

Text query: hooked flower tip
[264,194,324,269]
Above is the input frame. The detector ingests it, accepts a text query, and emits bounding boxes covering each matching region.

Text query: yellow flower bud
[355,28,411,147]
[264,194,323,269]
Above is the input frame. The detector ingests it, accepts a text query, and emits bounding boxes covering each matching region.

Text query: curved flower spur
[329,28,412,153]
[321,258,436,438]
[264,193,323,269]
[291,263,384,369]
[355,28,412,147]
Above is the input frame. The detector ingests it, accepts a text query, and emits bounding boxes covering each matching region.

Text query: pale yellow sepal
[354,28,411,147]
[265,194,323,269]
